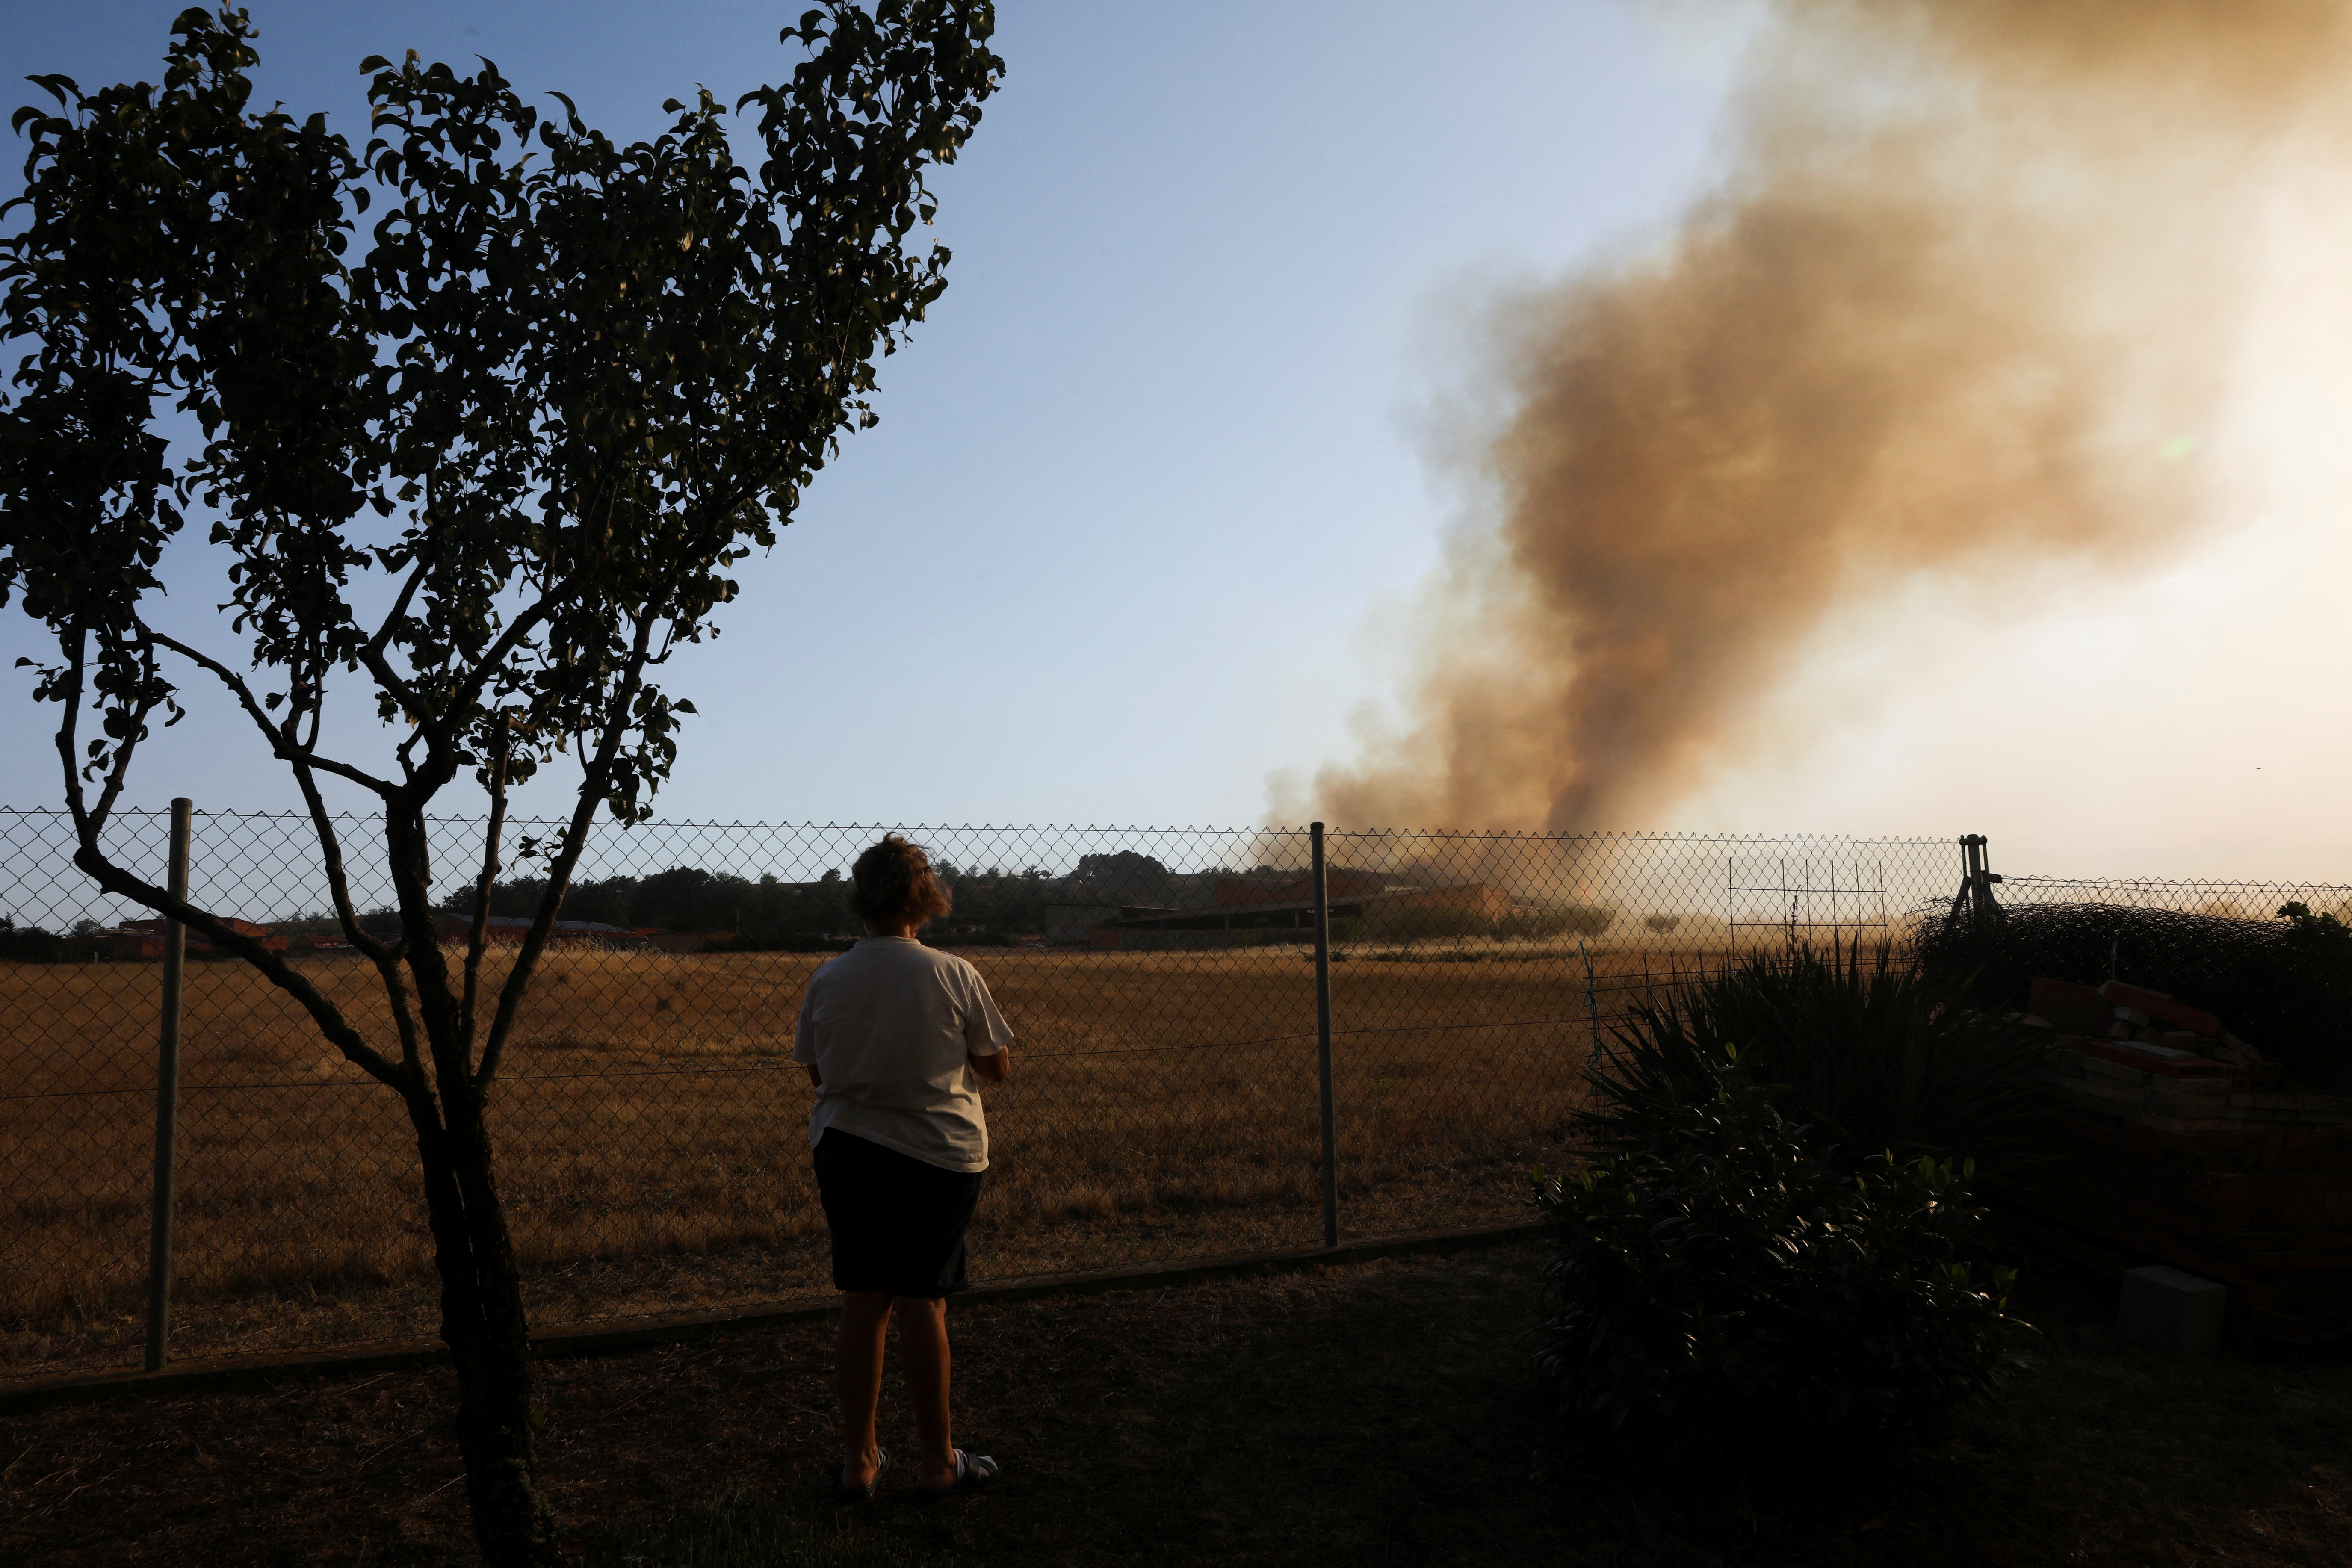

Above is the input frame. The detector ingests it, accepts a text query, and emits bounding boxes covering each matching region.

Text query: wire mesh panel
[1312,831,1969,1236]
[2,807,190,1377]
[1726,850,1898,941]
[1,808,1974,1380]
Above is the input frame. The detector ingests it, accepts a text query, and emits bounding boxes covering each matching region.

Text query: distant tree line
[1324,903,1618,945]
[0,916,66,962]
[8,853,1620,960]
[5,853,1235,960]
[0,913,222,962]
[434,861,1069,947]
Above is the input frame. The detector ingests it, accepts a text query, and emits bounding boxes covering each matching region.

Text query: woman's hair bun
[848,834,954,927]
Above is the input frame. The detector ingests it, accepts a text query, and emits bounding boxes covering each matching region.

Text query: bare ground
[3,1238,2349,1567]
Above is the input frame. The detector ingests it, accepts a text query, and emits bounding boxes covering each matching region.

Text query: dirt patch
[3,1240,2348,1566]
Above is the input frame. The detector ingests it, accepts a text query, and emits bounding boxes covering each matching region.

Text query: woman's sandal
[836,1447,890,1503]
[913,1448,999,1500]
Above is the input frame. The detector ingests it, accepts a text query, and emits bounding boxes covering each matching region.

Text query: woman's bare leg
[836,1290,894,1486]
[894,1295,957,1487]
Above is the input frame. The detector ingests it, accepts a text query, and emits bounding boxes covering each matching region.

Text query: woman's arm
[969,1043,1011,1084]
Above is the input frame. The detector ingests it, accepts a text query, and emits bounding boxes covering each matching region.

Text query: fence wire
[3,809,1980,1380]
[1994,874,2352,920]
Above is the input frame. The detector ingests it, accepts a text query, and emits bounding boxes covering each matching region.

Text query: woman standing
[794,835,1013,1501]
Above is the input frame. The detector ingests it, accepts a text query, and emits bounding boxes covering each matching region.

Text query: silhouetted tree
[0,6,1000,1561]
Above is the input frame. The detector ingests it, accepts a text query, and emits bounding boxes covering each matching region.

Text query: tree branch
[51,623,162,851]
[52,626,95,837]
[476,607,659,1091]
[359,551,431,724]
[287,752,428,1078]
[440,581,571,728]
[149,631,399,798]
[68,831,413,1092]
[146,629,429,1080]
[459,719,513,1060]
[380,797,471,1113]
[287,765,398,965]
[87,652,163,831]
[358,517,586,781]
[398,544,605,800]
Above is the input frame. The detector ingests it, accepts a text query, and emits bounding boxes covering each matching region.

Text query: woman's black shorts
[812,1127,985,1299]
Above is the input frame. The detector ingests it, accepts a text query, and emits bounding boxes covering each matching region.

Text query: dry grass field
[0,937,1746,1379]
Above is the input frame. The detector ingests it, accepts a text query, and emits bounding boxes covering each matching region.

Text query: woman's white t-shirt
[792,937,1012,1173]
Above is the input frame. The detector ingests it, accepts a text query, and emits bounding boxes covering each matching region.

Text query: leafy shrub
[1534,1053,2023,1460]
[1642,913,1683,934]
[1602,942,2051,1184]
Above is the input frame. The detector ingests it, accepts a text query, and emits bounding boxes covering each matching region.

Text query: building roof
[123,916,270,936]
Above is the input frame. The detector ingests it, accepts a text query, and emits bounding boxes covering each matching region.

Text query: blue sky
[0,0,1738,828]
[11,3,2352,883]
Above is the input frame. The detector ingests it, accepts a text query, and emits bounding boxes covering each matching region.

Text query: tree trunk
[407,1091,559,1567]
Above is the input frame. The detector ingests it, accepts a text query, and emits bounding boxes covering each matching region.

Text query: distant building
[89,930,165,961]
[105,916,286,959]
[1042,904,1127,944]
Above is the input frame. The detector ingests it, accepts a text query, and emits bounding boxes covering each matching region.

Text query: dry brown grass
[0,938,1750,1379]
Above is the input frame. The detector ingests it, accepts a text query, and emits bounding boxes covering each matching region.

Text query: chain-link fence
[2,809,1980,1381]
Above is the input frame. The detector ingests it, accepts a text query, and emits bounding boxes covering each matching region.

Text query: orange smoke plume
[1299,0,2352,830]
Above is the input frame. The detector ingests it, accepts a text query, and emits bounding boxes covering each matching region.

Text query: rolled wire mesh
[1,808,1971,1379]
[1922,873,2352,1091]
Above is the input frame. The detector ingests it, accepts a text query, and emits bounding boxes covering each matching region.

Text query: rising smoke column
[1302,0,2352,831]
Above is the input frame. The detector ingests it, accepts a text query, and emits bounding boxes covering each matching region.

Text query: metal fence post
[1960,833,2002,933]
[1312,822,1337,1249]
[144,797,191,1372]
